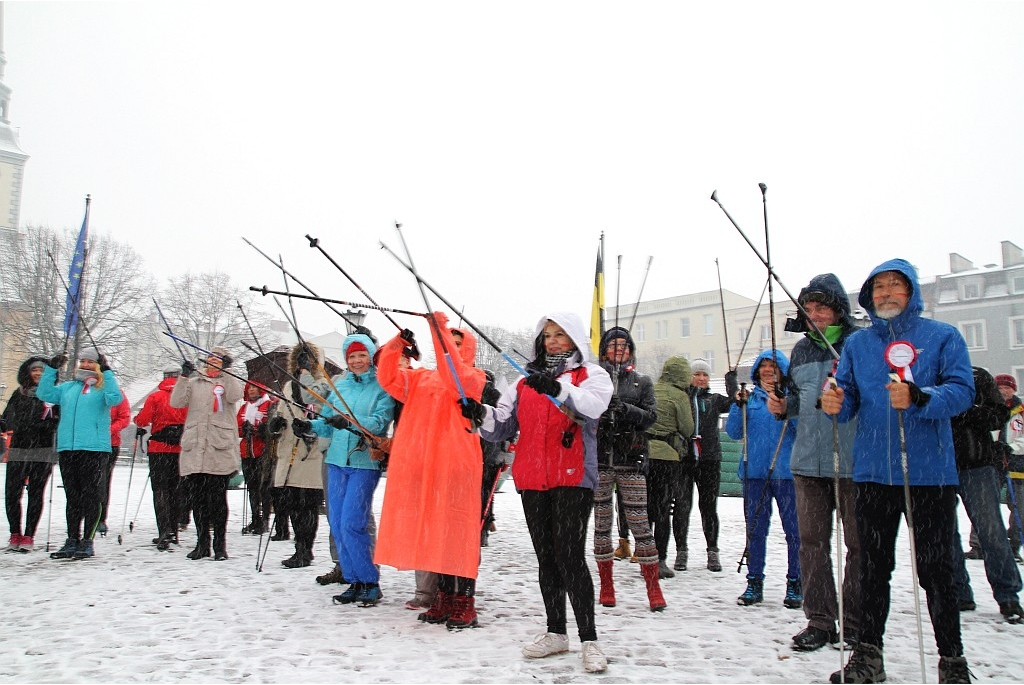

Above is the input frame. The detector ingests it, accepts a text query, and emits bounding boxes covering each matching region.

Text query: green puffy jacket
[647,356,694,461]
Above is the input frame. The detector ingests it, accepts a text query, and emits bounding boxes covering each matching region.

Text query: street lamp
[344,309,367,335]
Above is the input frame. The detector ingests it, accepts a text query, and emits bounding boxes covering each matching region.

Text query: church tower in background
[0,2,27,237]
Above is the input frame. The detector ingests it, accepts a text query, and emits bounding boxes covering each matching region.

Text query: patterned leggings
[593,466,657,564]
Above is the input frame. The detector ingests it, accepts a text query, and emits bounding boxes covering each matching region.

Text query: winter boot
[597,559,616,607]
[316,565,345,585]
[999,600,1024,623]
[355,583,383,607]
[737,577,764,606]
[830,642,886,684]
[784,577,803,609]
[445,595,479,630]
[658,559,675,579]
[938,655,972,684]
[186,543,212,560]
[73,539,95,559]
[332,583,364,605]
[282,551,311,568]
[674,548,688,571]
[707,547,722,572]
[418,590,453,623]
[613,537,631,560]
[50,537,79,560]
[640,561,667,611]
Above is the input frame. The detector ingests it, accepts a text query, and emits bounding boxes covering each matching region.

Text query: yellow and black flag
[590,233,605,357]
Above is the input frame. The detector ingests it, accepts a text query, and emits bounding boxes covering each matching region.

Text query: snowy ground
[1,463,1021,684]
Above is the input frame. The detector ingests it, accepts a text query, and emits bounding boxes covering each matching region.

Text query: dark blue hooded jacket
[833,258,974,486]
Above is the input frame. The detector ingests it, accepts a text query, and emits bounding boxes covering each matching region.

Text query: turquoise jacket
[37,365,123,453]
[312,334,395,470]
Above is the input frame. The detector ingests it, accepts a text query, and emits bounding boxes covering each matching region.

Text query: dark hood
[17,356,49,388]
[787,272,856,334]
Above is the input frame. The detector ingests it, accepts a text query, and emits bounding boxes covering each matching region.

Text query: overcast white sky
[5,1,1023,339]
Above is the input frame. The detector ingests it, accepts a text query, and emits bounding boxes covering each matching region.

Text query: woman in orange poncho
[375,311,485,630]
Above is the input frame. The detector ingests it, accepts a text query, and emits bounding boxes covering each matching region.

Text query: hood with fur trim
[288,341,326,379]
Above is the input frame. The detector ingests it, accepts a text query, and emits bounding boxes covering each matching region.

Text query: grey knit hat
[690,358,712,375]
[79,347,100,361]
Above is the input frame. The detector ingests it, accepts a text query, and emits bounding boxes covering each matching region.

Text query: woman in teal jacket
[36,347,123,560]
[292,333,395,606]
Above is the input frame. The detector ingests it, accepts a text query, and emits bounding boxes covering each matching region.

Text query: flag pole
[62,195,91,373]
[590,232,605,357]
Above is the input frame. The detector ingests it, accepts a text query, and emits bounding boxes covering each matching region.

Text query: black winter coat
[952,366,1010,471]
[685,382,734,463]
[597,362,657,468]
[1,357,61,451]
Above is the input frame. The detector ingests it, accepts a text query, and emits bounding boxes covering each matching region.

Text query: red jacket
[134,377,188,454]
[109,392,131,449]
[237,384,273,459]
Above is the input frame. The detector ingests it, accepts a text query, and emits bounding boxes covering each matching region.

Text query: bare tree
[472,325,537,383]
[0,226,153,385]
[152,272,277,372]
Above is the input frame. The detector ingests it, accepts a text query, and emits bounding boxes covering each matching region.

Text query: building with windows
[919,240,1024,389]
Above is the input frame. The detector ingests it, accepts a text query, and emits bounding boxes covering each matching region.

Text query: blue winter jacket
[312,334,395,470]
[726,348,796,480]
[37,365,123,453]
[834,258,974,486]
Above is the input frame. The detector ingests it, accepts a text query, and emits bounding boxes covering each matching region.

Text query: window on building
[1013,275,1024,294]
[703,314,714,335]
[959,320,986,350]
[760,324,771,341]
[680,317,690,337]
[738,327,748,343]
[1011,316,1024,349]
[655,320,669,340]
[635,324,645,343]
[703,351,715,374]
[962,282,981,300]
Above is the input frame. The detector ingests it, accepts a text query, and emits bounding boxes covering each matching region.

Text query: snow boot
[999,600,1024,623]
[186,543,211,560]
[792,625,839,652]
[938,655,972,684]
[641,561,667,611]
[418,590,453,623]
[332,583,363,605]
[784,577,803,609]
[282,542,311,568]
[737,577,764,606]
[597,559,616,607]
[658,559,675,579]
[355,583,383,607]
[445,595,479,630]
[830,642,885,684]
[73,539,95,559]
[316,565,345,585]
[50,537,79,560]
[613,537,631,560]
[674,548,688,571]
[707,547,722,572]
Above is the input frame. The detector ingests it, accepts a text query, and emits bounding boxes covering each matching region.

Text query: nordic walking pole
[45,466,56,552]
[117,429,144,545]
[154,298,188,362]
[829,375,847,677]
[626,256,654,333]
[481,463,508,534]
[129,471,152,534]
[893,389,927,684]
[716,258,732,367]
[737,417,789,572]
[248,286,428,318]
[710,190,839,361]
[737,382,749,573]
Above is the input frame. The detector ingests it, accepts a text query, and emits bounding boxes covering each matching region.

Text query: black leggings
[674,458,721,550]
[58,451,106,540]
[183,473,229,554]
[149,453,182,540]
[5,461,54,538]
[521,486,596,642]
[241,455,273,525]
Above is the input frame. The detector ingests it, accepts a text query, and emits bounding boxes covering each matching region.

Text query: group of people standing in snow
[5,255,1024,682]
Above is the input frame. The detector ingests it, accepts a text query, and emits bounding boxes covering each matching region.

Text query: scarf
[243,394,270,423]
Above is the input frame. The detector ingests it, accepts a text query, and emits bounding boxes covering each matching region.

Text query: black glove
[135,426,147,438]
[400,328,416,345]
[607,395,626,418]
[325,414,350,430]
[181,360,196,378]
[906,381,931,408]
[219,354,233,369]
[460,397,487,428]
[295,352,311,373]
[97,354,110,372]
[241,420,253,437]
[268,415,288,436]
[524,372,561,397]
[724,369,739,398]
[48,354,68,370]
[403,342,421,361]
[291,418,313,437]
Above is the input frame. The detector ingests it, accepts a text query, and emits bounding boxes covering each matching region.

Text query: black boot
[282,542,311,568]
[187,543,211,560]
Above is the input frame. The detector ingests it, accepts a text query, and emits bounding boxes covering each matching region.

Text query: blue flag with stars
[63,198,91,337]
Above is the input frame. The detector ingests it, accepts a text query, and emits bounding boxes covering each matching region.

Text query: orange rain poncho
[374,312,485,579]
